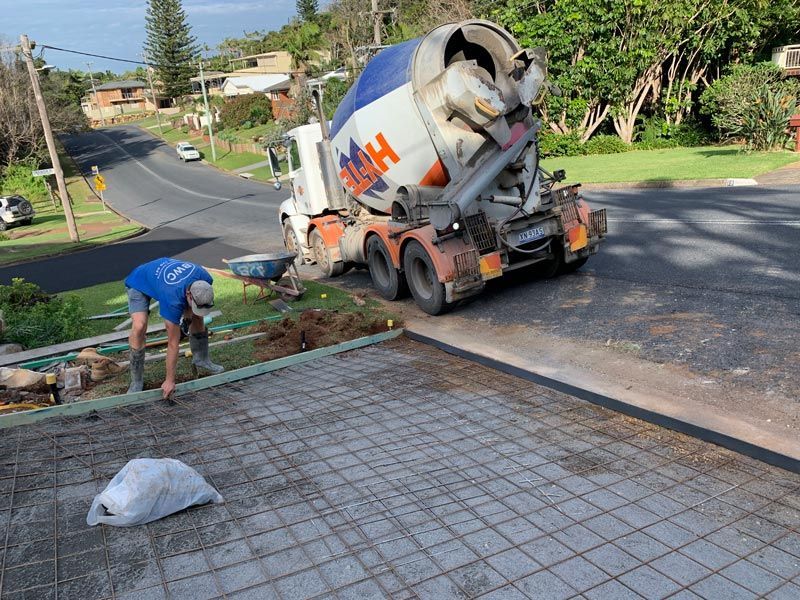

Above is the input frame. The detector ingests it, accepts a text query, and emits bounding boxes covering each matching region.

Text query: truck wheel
[0,221,7,231]
[283,221,303,267]
[403,240,451,315]
[367,236,407,300]
[310,229,344,277]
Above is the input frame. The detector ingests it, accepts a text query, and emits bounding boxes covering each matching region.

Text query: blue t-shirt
[125,258,213,324]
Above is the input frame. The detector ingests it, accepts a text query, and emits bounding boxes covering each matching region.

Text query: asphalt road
[331,184,800,397]
[1,125,286,291]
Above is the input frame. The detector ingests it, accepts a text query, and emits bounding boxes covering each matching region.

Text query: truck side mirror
[267,147,282,177]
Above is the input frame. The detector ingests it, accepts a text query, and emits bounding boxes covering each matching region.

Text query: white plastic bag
[86,458,224,527]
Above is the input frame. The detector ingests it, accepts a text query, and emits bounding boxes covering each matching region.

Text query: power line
[40,44,194,69]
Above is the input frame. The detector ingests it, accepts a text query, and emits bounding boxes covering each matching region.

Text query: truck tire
[367,236,408,300]
[0,221,7,231]
[310,229,344,277]
[403,240,451,315]
[282,221,303,267]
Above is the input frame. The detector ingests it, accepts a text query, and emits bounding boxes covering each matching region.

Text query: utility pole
[20,34,80,242]
[198,59,217,162]
[371,0,381,46]
[142,53,163,136]
[86,62,106,126]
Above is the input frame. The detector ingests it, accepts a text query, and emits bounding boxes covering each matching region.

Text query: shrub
[538,132,584,158]
[220,94,274,129]
[634,138,680,151]
[0,278,87,349]
[669,122,710,147]
[0,162,48,203]
[701,62,799,151]
[584,135,630,155]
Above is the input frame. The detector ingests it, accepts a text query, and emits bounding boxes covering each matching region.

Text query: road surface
[1,125,285,290]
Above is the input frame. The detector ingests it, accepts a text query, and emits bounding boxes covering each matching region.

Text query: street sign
[95,181,107,192]
[91,165,99,175]
[31,168,55,177]
[94,175,105,186]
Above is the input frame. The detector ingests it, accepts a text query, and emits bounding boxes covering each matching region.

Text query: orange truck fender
[307,215,347,262]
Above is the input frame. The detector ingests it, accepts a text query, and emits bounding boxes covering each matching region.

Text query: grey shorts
[126,287,152,314]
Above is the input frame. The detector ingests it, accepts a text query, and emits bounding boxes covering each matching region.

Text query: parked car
[0,195,35,231]
[176,142,201,161]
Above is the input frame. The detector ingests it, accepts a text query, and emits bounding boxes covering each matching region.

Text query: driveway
[1,339,798,599]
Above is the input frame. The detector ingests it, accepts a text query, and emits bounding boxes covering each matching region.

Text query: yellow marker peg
[320,293,327,299]
[387,320,394,329]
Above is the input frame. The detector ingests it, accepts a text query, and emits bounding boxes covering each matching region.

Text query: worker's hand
[161,379,176,400]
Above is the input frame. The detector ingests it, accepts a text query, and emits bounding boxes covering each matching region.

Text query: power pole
[142,54,163,136]
[20,34,80,242]
[86,62,106,126]
[198,59,217,162]
[371,0,381,46]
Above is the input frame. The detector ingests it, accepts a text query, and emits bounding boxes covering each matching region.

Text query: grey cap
[188,280,214,316]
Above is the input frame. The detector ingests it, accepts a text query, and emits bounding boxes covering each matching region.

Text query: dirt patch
[254,309,396,362]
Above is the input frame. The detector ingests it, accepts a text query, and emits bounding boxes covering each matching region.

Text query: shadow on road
[0,226,249,293]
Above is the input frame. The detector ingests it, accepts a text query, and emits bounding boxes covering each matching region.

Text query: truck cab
[278,124,329,264]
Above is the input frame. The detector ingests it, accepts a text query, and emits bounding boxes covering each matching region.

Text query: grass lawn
[0,147,143,265]
[201,149,267,171]
[541,145,800,184]
[58,275,395,397]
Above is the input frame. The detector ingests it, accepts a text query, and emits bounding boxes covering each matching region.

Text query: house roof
[231,50,290,61]
[95,80,146,91]
[189,72,228,83]
[221,74,291,93]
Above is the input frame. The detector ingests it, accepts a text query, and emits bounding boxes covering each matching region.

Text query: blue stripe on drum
[330,38,421,139]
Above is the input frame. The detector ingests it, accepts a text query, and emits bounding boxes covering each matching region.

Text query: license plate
[517,226,546,244]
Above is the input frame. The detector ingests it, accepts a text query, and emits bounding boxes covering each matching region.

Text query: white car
[176,142,201,161]
[0,195,35,231]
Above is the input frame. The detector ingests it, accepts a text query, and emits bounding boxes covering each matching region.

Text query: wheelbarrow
[221,252,306,304]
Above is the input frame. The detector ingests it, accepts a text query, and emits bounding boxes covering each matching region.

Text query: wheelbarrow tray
[223,252,297,281]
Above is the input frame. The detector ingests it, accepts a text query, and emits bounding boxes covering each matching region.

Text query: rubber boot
[189,332,224,374]
[127,348,145,393]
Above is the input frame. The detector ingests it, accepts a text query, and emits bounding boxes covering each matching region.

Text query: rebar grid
[0,339,798,600]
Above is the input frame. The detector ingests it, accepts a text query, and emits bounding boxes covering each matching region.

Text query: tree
[144,0,198,101]
[220,94,273,128]
[297,0,318,22]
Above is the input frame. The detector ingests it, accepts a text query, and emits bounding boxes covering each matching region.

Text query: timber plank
[0,324,166,367]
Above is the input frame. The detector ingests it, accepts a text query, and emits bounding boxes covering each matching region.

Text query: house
[81,80,167,121]
[306,68,350,95]
[772,45,800,77]
[220,74,294,119]
[228,51,293,75]
[190,71,228,96]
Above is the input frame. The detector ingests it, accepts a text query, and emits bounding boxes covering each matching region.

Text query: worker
[124,257,224,398]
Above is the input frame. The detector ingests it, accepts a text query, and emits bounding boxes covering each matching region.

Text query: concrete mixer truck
[277,19,607,315]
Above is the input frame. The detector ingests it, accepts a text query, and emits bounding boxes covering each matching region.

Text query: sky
[1,0,297,73]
